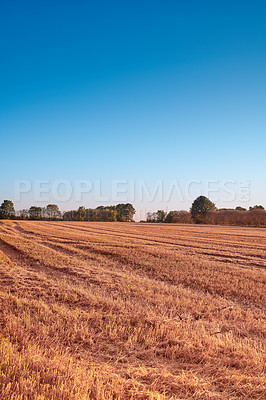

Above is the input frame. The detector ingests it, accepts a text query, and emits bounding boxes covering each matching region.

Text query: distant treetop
[190,196,216,224]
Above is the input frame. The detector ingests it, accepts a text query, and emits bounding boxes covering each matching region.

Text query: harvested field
[0,220,265,399]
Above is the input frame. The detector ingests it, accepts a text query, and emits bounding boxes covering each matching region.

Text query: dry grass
[0,220,265,399]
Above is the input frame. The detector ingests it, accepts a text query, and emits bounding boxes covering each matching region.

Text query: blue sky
[1,0,265,217]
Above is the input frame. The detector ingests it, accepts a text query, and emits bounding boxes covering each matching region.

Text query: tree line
[0,201,135,222]
[63,204,135,222]
[146,196,266,227]
[1,197,265,226]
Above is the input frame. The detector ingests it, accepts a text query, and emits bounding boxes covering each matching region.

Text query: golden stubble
[0,220,265,399]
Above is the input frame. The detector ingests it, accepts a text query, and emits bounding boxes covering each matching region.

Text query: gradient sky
[1,0,265,218]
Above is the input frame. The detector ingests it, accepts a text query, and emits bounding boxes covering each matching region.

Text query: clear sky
[1,0,265,219]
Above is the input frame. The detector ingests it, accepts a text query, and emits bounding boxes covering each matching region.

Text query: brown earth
[0,220,265,399]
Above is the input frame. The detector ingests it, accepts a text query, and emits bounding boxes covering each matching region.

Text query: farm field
[0,220,265,399]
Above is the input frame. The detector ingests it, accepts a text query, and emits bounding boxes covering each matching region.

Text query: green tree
[146,212,156,222]
[19,209,29,219]
[165,211,174,223]
[45,204,61,220]
[77,206,87,221]
[116,203,135,222]
[29,206,43,220]
[249,205,265,210]
[156,210,166,223]
[110,209,118,222]
[0,200,15,219]
[190,196,216,224]
[63,210,78,221]
[96,208,117,221]
[235,206,247,211]
[86,209,98,221]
